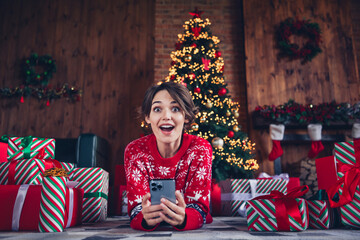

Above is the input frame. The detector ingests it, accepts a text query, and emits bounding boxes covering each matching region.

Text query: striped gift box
[334,141,360,228]
[69,168,109,223]
[220,178,288,216]
[307,200,331,229]
[122,189,128,216]
[0,159,74,185]
[7,137,55,160]
[246,198,308,231]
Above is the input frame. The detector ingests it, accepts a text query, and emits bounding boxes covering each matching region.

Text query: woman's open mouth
[159,125,175,133]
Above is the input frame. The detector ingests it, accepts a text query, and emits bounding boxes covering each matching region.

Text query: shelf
[252,112,354,130]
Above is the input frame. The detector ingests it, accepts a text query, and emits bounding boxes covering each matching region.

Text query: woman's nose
[162,109,171,120]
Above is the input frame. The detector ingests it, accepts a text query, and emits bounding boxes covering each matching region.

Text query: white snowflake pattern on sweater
[124,133,212,230]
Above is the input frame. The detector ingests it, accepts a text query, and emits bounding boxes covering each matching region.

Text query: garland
[0,53,82,105]
[254,100,360,125]
[23,53,57,86]
[0,84,82,104]
[276,18,322,64]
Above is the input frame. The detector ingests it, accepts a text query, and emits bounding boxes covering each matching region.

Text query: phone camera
[150,181,163,191]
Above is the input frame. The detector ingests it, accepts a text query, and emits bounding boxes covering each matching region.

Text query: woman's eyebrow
[152,100,162,105]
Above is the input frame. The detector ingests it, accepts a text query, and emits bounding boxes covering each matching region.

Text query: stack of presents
[0,136,109,232]
[210,123,360,231]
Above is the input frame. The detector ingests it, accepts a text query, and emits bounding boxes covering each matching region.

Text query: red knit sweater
[124,133,212,231]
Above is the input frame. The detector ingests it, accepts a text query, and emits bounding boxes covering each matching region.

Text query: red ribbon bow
[192,27,201,37]
[253,185,309,231]
[202,57,210,70]
[327,140,360,208]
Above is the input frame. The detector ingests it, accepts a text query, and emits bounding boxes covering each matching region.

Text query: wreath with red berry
[23,53,56,86]
[276,18,322,64]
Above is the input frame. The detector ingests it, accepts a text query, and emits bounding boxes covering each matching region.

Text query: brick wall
[154,0,249,132]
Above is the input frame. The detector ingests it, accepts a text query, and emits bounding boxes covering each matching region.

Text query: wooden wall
[0,0,155,182]
[243,0,360,176]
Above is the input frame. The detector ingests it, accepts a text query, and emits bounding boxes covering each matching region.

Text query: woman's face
[145,90,188,145]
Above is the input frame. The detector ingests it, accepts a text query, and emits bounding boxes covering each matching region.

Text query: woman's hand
[159,190,186,227]
[141,193,163,227]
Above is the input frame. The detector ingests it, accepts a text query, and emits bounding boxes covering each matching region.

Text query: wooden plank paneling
[0,0,155,182]
[244,0,360,175]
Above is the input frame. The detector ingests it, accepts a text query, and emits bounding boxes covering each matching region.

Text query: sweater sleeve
[178,138,213,230]
[124,140,156,231]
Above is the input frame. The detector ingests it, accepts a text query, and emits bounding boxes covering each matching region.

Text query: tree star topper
[189,8,203,18]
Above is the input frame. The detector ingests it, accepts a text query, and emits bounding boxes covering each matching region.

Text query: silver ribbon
[258,172,289,180]
[65,181,78,228]
[12,184,30,231]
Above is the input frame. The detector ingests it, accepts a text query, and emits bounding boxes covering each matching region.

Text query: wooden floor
[0,216,359,239]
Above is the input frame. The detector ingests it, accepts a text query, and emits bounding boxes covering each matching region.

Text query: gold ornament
[226,111,231,117]
[184,54,192,62]
[211,137,224,149]
[209,42,214,48]
[205,101,213,108]
[191,123,199,131]
[233,125,240,132]
[234,111,239,118]
[208,90,213,94]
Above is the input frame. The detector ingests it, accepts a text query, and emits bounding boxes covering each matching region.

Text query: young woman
[124,82,212,231]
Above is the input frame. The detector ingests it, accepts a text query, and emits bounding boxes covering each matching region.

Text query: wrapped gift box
[315,156,338,190]
[218,178,289,216]
[7,136,55,160]
[0,158,74,185]
[69,167,109,222]
[246,186,309,231]
[0,142,7,162]
[0,184,83,231]
[307,200,332,229]
[326,141,360,228]
[121,188,128,216]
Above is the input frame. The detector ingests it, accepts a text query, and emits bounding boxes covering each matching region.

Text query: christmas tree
[155,9,259,181]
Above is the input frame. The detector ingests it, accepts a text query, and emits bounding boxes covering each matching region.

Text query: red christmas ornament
[175,42,182,50]
[218,88,227,96]
[170,75,176,80]
[215,51,222,58]
[171,61,176,66]
[227,131,234,138]
[189,73,196,80]
[191,43,197,48]
[46,99,50,106]
[194,87,201,93]
[20,96,24,103]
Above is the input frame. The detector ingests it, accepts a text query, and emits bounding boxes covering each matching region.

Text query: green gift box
[7,136,55,160]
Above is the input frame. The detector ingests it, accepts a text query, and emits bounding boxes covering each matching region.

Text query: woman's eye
[172,107,180,112]
[153,107,161,112]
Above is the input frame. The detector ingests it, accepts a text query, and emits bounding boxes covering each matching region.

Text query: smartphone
[149,179,176,205]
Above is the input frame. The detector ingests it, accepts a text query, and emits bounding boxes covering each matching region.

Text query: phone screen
[150,179,176,205]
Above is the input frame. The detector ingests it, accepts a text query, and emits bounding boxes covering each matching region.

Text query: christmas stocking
[269,124,285,161]
[352,123,360,154]
[307,124,324,158]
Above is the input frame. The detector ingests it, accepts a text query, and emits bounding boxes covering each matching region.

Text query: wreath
[276,18,322,64]
[23,53,56,86]
[0,53,81,104]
